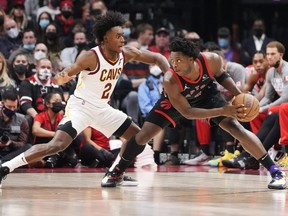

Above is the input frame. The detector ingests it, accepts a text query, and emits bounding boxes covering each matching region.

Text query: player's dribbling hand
[55,70,76,85]
[223,104,247,120]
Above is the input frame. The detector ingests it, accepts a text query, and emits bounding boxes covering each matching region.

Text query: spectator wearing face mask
[60,19,86,49]
[60,31,88,68]
[18,58,63,119]
[122,20,133,41]
[32,92,80,168]
[0,88,32,164]
[8,29,37,69]
[35,11,53,43]
[33,43,48,64]
[0,11,14,60]
[55,0,74,36]
[36,0,61,21]
[43,23,61,65]
[9,53,30,90]
[240,18,273,66]
[3,18,22,55]
[216,27,241,63]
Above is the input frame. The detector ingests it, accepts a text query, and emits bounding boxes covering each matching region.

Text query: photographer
[0,88,31,163]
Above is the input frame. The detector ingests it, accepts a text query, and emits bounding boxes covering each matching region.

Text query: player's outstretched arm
[123,45,170,73]
[55,50,98,85]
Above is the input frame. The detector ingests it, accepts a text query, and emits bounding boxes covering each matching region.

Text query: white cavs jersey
[74,46,125,107]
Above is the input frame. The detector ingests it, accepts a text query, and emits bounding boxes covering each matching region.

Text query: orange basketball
[232,93,260,122]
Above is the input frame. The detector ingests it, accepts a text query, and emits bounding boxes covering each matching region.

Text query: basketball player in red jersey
[103,37,286,190]
[0,12,242,188]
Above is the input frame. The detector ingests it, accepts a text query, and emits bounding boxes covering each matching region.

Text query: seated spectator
[149,27,170,59]
[8,29,37,70]
[184,31,204,51]
[85,0,107,44]
[216,27,241,63]
[60,31,88,68]
[0,88,31,164]
[3,18,22,56]
[9,0,34,31]
[242,51,269,101]
[9,53,30,90]
[55,0,74,36]
[32,92,79,168]
[19,58,63,145]
[61,19,86,49]
[80,127,117,168]
[33,43,48,65]
[0,10,15,60]
[19,58,63,118]
[43,23,62,65]
[0,52,15,98]
[35,11,53,43]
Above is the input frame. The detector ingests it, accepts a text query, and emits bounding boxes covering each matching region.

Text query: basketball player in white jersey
[0,11,243,188]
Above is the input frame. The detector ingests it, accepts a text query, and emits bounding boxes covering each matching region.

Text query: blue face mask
[39,19,50,29]
[218,38,229,48]
[23,44,35,50]
[123,28,131,38]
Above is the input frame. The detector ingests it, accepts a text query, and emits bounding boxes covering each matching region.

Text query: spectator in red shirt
[32,92,80,168]
[149,27,170,59]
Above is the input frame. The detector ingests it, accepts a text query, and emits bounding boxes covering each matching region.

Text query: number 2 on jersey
[101,83,112,99]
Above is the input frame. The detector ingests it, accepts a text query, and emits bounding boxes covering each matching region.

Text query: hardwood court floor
[0,166,287,216]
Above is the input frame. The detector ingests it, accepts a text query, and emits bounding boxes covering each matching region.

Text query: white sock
[2,153,28,172]
[109,154,121,172]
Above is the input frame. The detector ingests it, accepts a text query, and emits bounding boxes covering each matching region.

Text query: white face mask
[38,68,52,81]
[34,51,47,61]
[7,27,20,39]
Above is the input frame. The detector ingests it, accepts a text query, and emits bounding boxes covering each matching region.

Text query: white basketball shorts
[59,95,128,137]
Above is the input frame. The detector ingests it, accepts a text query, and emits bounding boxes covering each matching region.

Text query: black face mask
[253,28,264,39]
[51,102,63,113]
[14,64,28,75]
[46,32,57,41]
[62,11,72,19]
[0,16,4,26]
[2,106,16,118]
[76,42,87,50]
[90,9,102,16]
[50,0,60,8]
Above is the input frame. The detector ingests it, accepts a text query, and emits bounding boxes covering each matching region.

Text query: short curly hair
[169,37,200,59]
[93,11,127,43]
